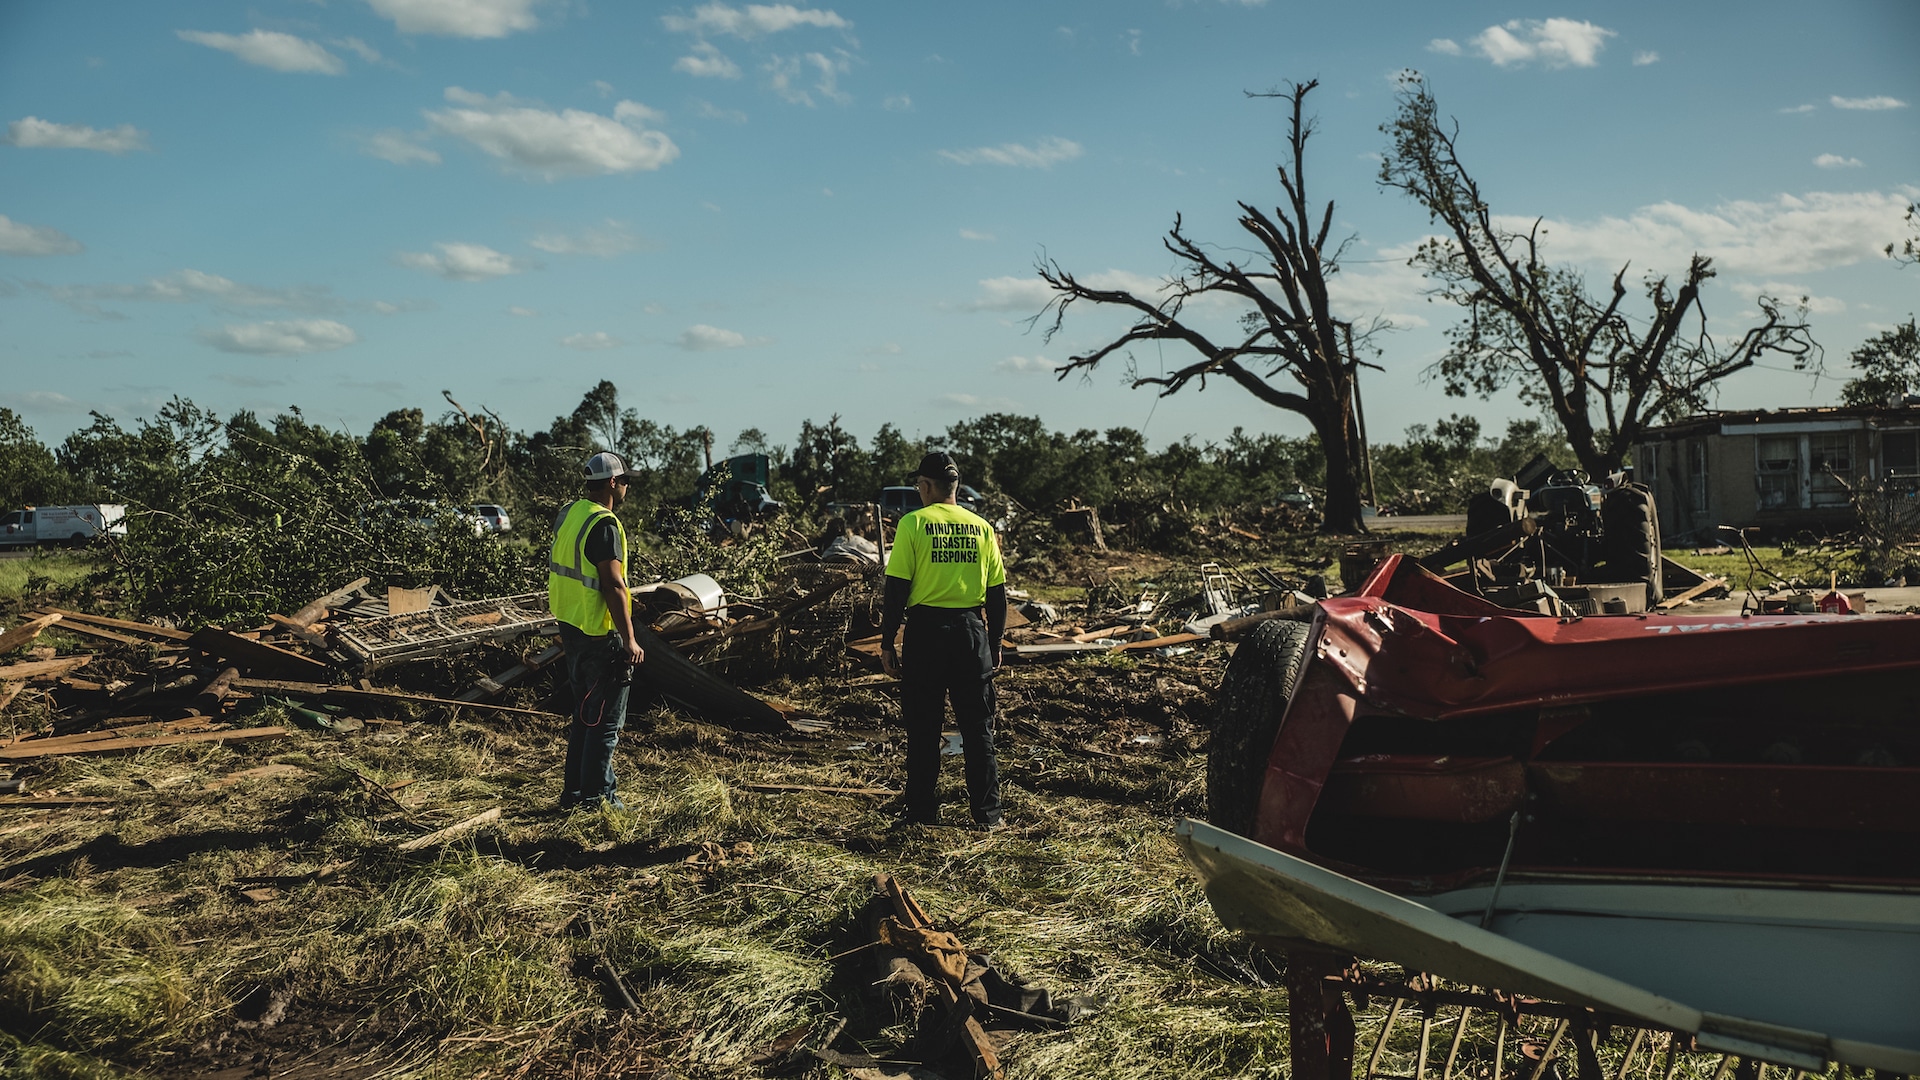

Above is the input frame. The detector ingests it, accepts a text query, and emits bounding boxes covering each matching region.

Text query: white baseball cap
[583,451,630,482]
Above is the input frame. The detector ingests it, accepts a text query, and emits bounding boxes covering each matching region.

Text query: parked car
[465,504,512,534]
[362,499,490,537]
[878,484,985,521]
[1275,490,1316,515]
[0,504,127,548]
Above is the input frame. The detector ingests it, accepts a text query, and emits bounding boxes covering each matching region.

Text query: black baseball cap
[912,451,960,481]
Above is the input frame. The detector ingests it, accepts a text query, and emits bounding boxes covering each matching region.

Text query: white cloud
[766,51,851,105]
[677,323,769,350]
[675,41,742,78]
[662,3,850,39]
[529,220,645,256]
[335,37,384,63]
[1632,50,1659,66]
[1751,282,1846,314]
[372,300,400,314]
[0,215,83,257]
[4,116,148,153]
[939,136,1082,169]
[425,87,679,176]
[201,319,357,355]
[396,242,524,280]
[883,94,912,112]
[959,229,995,242]
[1778,104,1817,114]
[1813,153,1864,169]
[1493,189,1917,277]
[508,306,538,316]
[43,268,336,314]
[1831,95,1907,111]
[176,30,344,75]
[593,80,614,97]
[996,355,1054,374]
[1470,18,1615,68]
[935,392,1019,410]
[1125,29,1142,56]
[1427,38,1462,56]
[363,130,441,165]
[696,100,748,123]
[560,331,622,349]
[970,275,1057,312]
[367,0,540,38]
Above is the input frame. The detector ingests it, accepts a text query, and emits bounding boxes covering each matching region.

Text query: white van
[0,505,128,547]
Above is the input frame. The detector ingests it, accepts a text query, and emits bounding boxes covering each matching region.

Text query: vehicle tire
[1207,618,1313,838]
[1601,484,1662,606]
[68,532,87,548]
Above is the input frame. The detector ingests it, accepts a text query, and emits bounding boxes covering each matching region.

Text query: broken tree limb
[187,628,334,679]
[0,655,92,681]
[0,614,62,655]
[1109,632,1210,653]
[0,725,289,761]
[395,806,501,852]
[287,577,372,627]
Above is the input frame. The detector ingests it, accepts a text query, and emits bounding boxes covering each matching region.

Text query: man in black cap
[879,451,1007,827]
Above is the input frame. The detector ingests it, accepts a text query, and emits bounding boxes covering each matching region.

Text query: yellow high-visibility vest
[548,499,627,634]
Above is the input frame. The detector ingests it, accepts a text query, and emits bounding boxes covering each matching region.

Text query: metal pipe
[1481,810,1523,930]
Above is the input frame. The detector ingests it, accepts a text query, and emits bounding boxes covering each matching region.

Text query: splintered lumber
[229,678,563,719]
[456,642,564,702]
[0,726,288,761]
[0,655,92,681]
[395,807,502,852]
[39,620,144,647]
[0,682,25,712]
[36,608,192,642]
[635,623,788,733]
[1655,575,1730,610]
[187,628,334,678]
[0,614,61,655]
[287,577,372,627]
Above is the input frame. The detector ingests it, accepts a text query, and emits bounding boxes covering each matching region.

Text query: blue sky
[2,0,1915,455]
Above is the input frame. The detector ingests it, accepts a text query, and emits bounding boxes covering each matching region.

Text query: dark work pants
[901,606,1002,824]
[558,622,629,806]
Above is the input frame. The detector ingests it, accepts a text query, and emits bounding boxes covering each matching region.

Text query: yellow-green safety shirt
[548,499,628,634]
[884,502,1005,609]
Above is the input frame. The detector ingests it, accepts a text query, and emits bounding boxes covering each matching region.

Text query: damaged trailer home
[1187,553,1920,1078]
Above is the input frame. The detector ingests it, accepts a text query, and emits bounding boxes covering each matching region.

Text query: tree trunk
[1310,401,1368,534]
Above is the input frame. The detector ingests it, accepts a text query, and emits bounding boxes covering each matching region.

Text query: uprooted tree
[1036,79,1376,534]
[1380,72,1820,480]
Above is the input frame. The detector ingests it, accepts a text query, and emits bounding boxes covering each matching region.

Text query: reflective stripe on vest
[547,500,626,633]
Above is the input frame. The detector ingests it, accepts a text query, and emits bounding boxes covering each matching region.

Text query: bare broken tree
[1036,79,1375,534]
[1889,201,1919,267]
[1379,73,1820,479]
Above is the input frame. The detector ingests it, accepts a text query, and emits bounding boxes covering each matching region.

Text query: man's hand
[990,645,1003,671]
[881,645,900,678]
[624,637,645,666]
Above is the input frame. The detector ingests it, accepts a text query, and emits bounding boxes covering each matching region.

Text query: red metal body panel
[1253,554,1920,881]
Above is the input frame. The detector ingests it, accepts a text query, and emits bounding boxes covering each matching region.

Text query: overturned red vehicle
[1189,554,1920,1074]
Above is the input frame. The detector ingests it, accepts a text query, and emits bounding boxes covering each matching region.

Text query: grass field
[0,550,99,602]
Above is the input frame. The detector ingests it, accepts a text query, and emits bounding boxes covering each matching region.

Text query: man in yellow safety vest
[548,451,646,810]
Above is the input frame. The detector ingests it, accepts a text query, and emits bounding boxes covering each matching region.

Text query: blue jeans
[559,623,629,806]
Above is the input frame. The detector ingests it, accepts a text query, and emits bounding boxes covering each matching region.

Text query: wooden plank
[36,608,192,642]
[1068,624,1135,643]
[0,614,62,655]
[230,678,563,719]
[386,586,436,615]
[456,643,565,702]
[1110,631,1211,653]
[3,717,216,750]
[396,807,501,852]
[0,655,92,681]
[287,577,371,627]
[186,628,334,678]
[0,726,288,761]
[40,620,143,647]
[1655,575,1730,611]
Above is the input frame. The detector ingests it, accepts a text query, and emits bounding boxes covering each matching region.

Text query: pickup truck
[0,504,128,548]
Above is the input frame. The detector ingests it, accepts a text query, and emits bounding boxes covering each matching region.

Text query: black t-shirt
[552,505,623,569]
